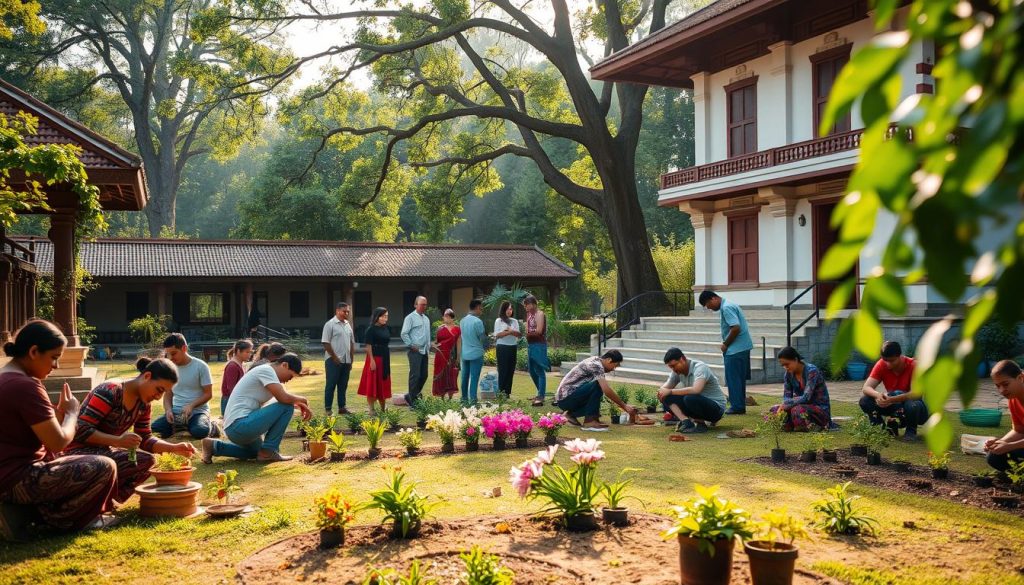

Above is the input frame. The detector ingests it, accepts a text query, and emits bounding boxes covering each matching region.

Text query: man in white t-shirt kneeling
[658,347,728,434]
[201,354,311,463]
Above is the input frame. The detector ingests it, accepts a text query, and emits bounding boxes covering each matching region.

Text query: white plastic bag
[961,433,996,456]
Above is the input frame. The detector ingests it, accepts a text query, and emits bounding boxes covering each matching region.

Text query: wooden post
[547,283,561,319]
[47,212,78,346]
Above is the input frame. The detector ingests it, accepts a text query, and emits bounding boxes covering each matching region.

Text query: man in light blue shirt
[458,299,487,403]
[699,290,753,414]
[401,296,431,405]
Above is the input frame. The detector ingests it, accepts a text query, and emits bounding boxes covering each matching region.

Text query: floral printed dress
[769,363,833,431]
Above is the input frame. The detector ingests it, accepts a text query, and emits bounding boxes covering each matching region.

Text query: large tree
[4,0,294,235]
[252,0,692,301]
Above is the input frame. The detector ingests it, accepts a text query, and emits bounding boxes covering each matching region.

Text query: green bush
[556,320,604,346]
[485,346,579,369]
[977,322,1022,361]
[129,314,171,347]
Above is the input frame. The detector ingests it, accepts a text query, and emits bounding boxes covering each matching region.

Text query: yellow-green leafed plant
[460,546,514,585]
[362,560,436,585]
[812,482,879,536]
[364,468,435,539]
[661,484,755,556]
[328,430,347,454]
[397,428,422,450]
[755,508,809,551]
[306,422,330,443]
[927,451,951,471]
[361,418,389,449]
[153,452,192,471]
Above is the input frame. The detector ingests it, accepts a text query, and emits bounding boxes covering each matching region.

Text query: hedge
[483,346,580,370]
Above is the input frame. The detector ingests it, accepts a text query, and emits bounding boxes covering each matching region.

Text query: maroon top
[0,371,56,493]
[221,360,245,398]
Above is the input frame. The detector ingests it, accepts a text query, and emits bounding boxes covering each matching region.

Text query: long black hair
[135,357,179,383]
[371,307,389,326]
[498,301,513,325]
[2,320,66,358]
[777,347,803,362]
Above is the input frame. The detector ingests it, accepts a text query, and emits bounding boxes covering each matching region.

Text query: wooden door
[728,214,759,283]
[813,202,858,308]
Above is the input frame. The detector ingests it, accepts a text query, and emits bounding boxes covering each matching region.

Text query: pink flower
[563,438,601,454]
[465,426,476,436]
[534,445,558,465]
[570,450,605,465]
[509,460,543,497]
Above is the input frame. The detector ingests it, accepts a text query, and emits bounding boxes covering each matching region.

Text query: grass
[1,358,1022,584]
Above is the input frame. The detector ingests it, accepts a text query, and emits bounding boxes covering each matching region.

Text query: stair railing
[597,290,694,354]
[785,281,838,347]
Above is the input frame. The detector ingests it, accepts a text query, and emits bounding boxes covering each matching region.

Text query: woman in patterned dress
[769,347,833,431]
[431,309,460,398]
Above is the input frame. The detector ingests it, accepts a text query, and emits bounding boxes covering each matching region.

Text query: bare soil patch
[238,514,836,584]
[300,438,552,463]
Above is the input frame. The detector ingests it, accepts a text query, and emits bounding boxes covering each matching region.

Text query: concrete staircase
[560,308,825,385]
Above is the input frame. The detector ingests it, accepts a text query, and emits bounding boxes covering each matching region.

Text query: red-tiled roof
[18,238,578,280]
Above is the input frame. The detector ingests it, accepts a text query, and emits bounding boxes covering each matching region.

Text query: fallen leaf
[278,562,292,570]
[608,559,623,567]
[903,520,917,529]
[495,522,511,534]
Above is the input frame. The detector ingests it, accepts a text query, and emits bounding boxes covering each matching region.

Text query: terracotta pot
[329,452,346,462]
[677,535,734,585]
[466,440,479,452]
[770,449,786,463]
[319,528,344,549]
[821,450,838,463]
[866,451,882,465]
[515,437,529,448]
[602,507,628,527]
[893,461,911,473]
[798,450,816,463]
[932,468,949,480]
[441,442,455,454]
[135,481,201,518]
[493,437,506,451]
[564,511,599,532]
[151,467,195,487]
[850,444,868,456]
[405,446,419,456]
[309,441,328,461]
[973,476,994,488]
[367,447,381,459]
[744,541,798,585]
[544,435,558,446]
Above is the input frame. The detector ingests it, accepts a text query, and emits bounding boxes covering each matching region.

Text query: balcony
[661,129,865,190]
[1,235,38,343]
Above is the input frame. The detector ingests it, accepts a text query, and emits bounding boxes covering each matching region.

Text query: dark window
[728,214,759,283]
[290,291,310,319]
[726,76,758,157]
[354,291,372,317]
[189,293,225,323]
[811,45,852,135]
[403,290,420,314]
[126,292,149,321]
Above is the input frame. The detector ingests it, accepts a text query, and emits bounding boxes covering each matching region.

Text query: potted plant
[481,412,510,450]
[617,386,632,409]
[812,482,878,535]
[511,440,604,532]
[313,487,356,549]
[379,408,403,432]
[509,410,533,448]
[397,428,422,455]
[600,469,638,527]
[207,469,242,505]
[1007,459,1024,494]
[306,421,330,461]
[848,416,872,456]
[362,417,389,459]
[151,452,195,486]
[928,451,950,479]
[756,409,787,463]
[661,484,755,585]
[344,411,368,434]
[632,386,655,414]
[364,467,435,538]
[427,409,463,453]
[972,470,996,488]
[892,459,912,473]
[608,402,621,425]
[798,434,816,463]
[537,412,568,447]
[863,424,891,465]
[412,396,443,430]
[744,507,808,585]
[328,430,347,462]
[814,431,837,463]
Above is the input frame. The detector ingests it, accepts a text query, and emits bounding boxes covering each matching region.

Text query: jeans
[324,359,352,411]
[662,394,725,424]
[527,343,549,399]
[723,350,751,412]
[858,393,929,431]
[554,380,604,418]
[461,358,483,403]
[213,402,294,460]
[496,345,517,397]
[151,410,211,439]
[220,396,229,417]
[987,448,1024,472]
[405,351,428,404]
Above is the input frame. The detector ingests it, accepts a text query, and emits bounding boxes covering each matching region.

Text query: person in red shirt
[0,320,117,535]
[986,360,1024,472]
[858,341,929,440]
[221,339,253,415]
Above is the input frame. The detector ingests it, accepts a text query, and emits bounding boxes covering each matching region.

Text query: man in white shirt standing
[321,302,355,416]
[401,296,431,406]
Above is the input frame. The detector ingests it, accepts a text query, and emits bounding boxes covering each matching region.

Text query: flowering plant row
[510,438,607,520]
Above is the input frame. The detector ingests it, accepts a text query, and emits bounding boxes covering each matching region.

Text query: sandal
[531,398,544,407]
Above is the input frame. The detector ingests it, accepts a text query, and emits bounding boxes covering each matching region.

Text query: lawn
[1,357,1022,584]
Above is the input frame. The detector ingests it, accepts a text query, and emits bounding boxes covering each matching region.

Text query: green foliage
[327,430,347,454]
[305,421,329,443]
[361,418,389,449]
[927,451,950,471]
[756,507,809,550]
[591,237,695,312]
[480,283,530,313]
[363,560,437,585]
[1006,460,1024,488]
[396,428,422,450]
[378,408,403,429]
[631,386,657,410]
[813,431,834,453]
[755,410,787,451]
[662,484,755,555]
[345,412,369,434]
[862,424,892,455]
[600,468,640,509]
[459,546,514,585]
[153,453,192,472]
[812,482,879,536]
[128,314,171,347]
[363,468,435,538]
[848,415,875,446]
[412,396,449,424]
[821,0,1024,454]
[976,322,1022,361]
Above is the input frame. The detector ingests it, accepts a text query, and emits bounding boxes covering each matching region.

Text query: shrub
[460,546,514,585]
[756,409,786,450]
[862,424,892,455]
[661,484,755,555]
[977,322,1022,361]
[313,487,356,532]
[345,412,369,433]
[412,396,448,424]
[153,452,192,471]
[397,428,422,450]
[812,482,878,535]
[557,320,604,346]
[848,415,874,446]
[129,314,171,347]
[361,418,389,449]
[378,408,403,429]
[364,468,435,538]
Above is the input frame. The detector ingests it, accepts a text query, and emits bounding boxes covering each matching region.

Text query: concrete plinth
[43,367,104,402]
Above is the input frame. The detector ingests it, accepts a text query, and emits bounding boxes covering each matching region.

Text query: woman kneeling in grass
[65,357,197,503]
[768,347,834,431]
[202,354,311,463]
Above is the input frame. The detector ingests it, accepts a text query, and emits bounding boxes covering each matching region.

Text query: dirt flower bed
[751,451,1022,515]
[239,514,835,584]
[300,438,553,463]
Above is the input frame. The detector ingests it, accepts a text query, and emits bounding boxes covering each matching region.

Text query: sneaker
[724,409,746,415]
[902,427,919,441]
[886,418,901,437]
[681,422,709,434]
[675,419,696,433]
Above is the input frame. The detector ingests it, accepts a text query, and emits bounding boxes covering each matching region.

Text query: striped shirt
[66,381,157,453]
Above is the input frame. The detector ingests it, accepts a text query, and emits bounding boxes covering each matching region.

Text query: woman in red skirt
[358,307,392,415]
[431,309,461,398]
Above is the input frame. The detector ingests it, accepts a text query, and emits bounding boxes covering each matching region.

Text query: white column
[690,72,712,165]
[768,41,794,146]
[679,202,715,289]
[759,187,799,306]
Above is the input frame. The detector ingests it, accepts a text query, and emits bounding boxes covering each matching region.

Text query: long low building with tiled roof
[14,237,577,346]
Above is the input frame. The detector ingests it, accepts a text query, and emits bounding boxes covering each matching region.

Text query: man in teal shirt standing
[698,291,753,414]
[458,299,487,403]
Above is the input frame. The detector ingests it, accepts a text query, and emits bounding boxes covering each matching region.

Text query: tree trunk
[141,154,178,236]
[600,167,663,303]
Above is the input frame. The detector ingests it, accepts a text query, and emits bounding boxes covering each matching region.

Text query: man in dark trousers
[321,302,355,415]
[698,290,753,414]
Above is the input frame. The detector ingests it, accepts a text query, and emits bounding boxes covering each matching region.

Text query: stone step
[607,338,785,352]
